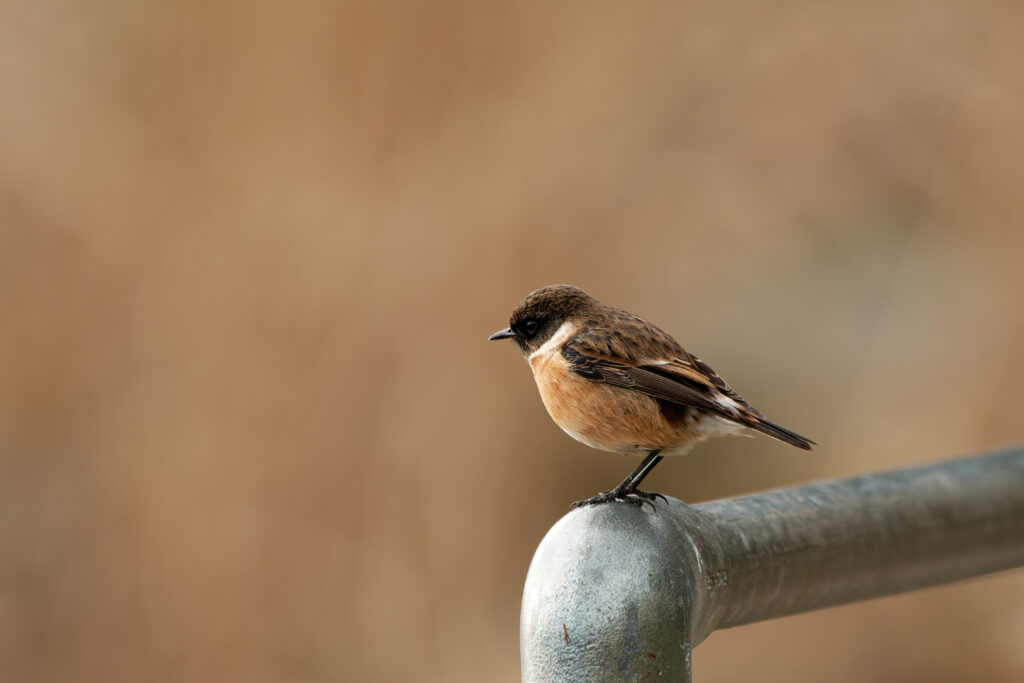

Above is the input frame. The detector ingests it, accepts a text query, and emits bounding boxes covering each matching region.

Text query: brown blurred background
[2,1,1023,681]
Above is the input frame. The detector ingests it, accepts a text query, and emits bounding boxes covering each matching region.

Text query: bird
[489,284,814,509]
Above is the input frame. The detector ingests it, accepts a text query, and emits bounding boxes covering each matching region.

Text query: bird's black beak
[489,327,516,341]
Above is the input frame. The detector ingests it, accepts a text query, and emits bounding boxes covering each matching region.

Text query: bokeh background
[3,2,1023,681]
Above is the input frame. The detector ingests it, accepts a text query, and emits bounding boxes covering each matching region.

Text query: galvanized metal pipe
[520,447,1024,682]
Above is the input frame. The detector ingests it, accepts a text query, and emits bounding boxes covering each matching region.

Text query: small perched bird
[489,285,814,508]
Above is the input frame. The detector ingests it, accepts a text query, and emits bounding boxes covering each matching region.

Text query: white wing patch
[712,392,744,416]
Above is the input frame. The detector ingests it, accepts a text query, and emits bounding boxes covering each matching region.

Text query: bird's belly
[530,352,695,455]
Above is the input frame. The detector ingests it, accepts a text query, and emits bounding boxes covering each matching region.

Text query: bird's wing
[561,333,747,416]
[562,331,814,449]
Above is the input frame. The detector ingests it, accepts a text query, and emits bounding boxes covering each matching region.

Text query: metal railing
[520,447,1024,682]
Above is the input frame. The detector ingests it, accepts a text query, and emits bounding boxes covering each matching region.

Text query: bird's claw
[570,487,666,511]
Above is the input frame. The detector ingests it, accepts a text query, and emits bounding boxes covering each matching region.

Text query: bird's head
[489,284,597,355]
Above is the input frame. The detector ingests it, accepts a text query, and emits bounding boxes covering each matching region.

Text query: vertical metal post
[521,448,1024,682]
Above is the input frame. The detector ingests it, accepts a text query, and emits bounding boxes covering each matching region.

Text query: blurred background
[2,1,1023,681]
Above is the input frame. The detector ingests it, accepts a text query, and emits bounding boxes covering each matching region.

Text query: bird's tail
[744,417,815,450]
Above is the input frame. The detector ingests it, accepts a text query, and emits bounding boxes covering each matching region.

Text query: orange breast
[529,349,699,455]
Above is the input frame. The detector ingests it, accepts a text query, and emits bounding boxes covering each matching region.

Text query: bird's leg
[570,450,667,510]
[624,450,663,489]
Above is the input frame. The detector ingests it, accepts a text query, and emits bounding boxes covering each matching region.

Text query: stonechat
[489,285,814,508]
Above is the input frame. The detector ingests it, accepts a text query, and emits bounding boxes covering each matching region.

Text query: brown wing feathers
[562,333,815,450]
[562,346,726,415]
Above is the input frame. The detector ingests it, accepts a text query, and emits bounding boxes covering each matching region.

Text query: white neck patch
[528,320,578,363]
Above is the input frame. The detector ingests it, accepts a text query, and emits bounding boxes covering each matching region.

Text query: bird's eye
[523,319,540,336]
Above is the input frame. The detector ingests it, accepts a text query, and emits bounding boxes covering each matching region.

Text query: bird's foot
[570,484,666,511]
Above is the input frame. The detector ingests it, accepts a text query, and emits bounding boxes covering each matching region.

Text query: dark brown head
[489,285,598,355]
